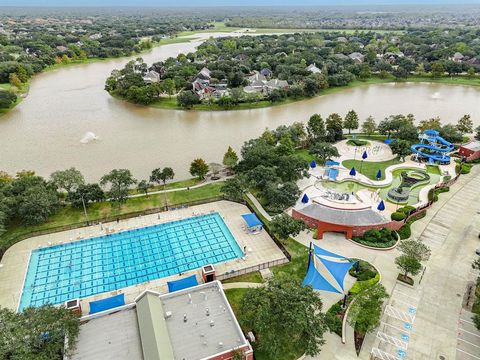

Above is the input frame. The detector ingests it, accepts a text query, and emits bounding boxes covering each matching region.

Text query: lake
[1,33,479,182]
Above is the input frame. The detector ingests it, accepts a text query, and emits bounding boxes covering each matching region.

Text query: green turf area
[346,139,370,147]
[0,182,223,257]
[130,178,202,194]
[294,149,318,163]
[222,271,264,284]
[342,158,402,181]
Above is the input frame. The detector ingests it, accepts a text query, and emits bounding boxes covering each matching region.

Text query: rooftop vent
[206,308,210,316]
[183,314,187,323]
[218,342,224,348]
[165,311,172,319]
[210,320,215,327]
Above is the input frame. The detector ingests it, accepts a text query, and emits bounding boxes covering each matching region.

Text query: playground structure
[411,129,454,165]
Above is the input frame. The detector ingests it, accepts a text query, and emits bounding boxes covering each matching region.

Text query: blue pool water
[19,213,243,311]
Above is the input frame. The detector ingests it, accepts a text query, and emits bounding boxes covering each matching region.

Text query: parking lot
[457,309,480,360]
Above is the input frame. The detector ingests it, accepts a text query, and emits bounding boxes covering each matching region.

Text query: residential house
[451,52,464,62]
[306,63,321,74]
[235,53,248,61]
[260,68,273,78]
[244,70,289,94]
[142,70,160,84]
[56,45,68,53]
[196,67,211,81]
[192,67,228,99]
[348,52,365,64]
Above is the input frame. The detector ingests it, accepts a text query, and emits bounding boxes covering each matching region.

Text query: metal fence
[216,258,289,281]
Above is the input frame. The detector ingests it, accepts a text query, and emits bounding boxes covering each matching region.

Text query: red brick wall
[459,147,480,161]
[292,209,404,239]
[207,345,253,360]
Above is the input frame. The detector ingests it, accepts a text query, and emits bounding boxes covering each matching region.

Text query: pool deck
[0,200,286,314]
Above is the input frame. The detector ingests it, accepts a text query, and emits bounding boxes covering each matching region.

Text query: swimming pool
[19,213,243,311]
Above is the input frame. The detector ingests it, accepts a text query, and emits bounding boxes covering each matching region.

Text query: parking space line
[459,328,480,338]
[460,318,476,325]
[457,348,480,359]
[458,338,480,349]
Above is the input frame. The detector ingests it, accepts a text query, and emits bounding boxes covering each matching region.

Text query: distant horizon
[1,0,480,7]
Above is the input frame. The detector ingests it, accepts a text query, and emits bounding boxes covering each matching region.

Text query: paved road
[404,165,480,359]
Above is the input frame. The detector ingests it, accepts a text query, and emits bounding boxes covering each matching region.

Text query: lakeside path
[294,165,480,359]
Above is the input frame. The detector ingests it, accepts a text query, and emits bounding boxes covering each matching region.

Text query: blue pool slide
[411,129,454,164]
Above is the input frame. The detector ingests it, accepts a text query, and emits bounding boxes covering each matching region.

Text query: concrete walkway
[246,192,272,221]
[222,282,264,290]
[127,176,229,199]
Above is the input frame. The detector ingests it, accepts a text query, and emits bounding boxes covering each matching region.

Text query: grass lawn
[222,271,264,284]
[130,178,203,195]
[342,158,402,181]
[294,149,319,163]
[0,182,223,257]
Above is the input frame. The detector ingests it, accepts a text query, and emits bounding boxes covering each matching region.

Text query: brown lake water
[1,34,480,182]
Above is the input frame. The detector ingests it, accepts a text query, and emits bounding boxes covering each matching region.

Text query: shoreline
[113,75,480,112]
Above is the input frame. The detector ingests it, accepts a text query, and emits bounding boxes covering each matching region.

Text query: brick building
[458,141,480,162]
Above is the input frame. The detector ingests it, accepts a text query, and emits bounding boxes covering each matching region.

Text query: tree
[100,169,136,204]
[17,184,60,225]
[307,114,326,143]
[418,117,442,132]
[310,141,340,163]
[395,254,422,279]
[177,90,200,109]
[9,72,21,88]
[389,140,411,161]
[457,114,473,134]
[137,180,151,196]
[343,110,359,134]
[223,146,239,168]
[270,214,305,240]
[361,116,377,136]
[0,305,80,360]
[275,155,309,182]
[246,165,279,191]
[303,77,321,97]
[326,113,344,142]
[159,78,175,98]
[189,158,209,180]
[398,239,431,262]
[239,277,328,358]
[50,167,85,196]
[439,124,463,144]
[467,67,476,78]
[68,183,105,208]
[348,284,389,335]
[220,176,246,201]
[262,181,300,213]
[431,62,445,78]
[0,90,17,109]
[475,126,480,141]
[150,167,174,208]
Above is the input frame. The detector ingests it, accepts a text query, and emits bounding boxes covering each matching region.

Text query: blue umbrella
[377,200,385,211]
[376,169,382,180]
[310,160,317,169]
[362,151,368,160]
[301,193,310,203]
[349,167,356,176]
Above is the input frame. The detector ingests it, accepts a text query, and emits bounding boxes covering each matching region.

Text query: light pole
[81,194,89,226]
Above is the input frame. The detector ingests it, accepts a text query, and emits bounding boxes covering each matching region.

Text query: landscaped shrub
[397,205,415,216]
[349,273,380,295]
[398,224,411,239]
[456,163,473,174]
[346,139,369,147]
[391,211,406,221]
[352,228,397,248]
[348,260,377,281]
[325,301,343,336]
